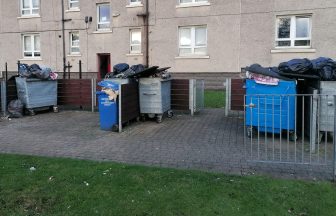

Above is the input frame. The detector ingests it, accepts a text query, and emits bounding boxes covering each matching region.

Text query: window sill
[176,2,210,8]
[19,58,42,61]
[175,55,210,59]
[65,9,80,13]
[126,53,143,56]
[126,4,144,8]
[271,48,316,53]
[93,30,112,34]
[67,54,82,57]
[17,15,41,19]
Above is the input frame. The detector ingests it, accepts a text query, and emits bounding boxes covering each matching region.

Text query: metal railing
[244,94,336,180]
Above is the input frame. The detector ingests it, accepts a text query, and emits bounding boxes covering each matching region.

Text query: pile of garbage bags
[246,57,336,83]
[105,63,171,79]
[19,64,58,80]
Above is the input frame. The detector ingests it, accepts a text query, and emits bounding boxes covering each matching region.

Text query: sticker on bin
[98,81,119,101]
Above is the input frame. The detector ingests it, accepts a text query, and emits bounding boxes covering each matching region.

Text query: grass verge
[0,154,335,216]
[204,90,226,108]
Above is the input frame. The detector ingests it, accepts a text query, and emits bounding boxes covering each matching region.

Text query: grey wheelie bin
[15,77,58,115]
[139,78,172,123]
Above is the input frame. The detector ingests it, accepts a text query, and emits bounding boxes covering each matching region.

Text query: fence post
[79,60,82,79]
[118,84,122,133]
[17,60,20,75]
[189,79,194,116]
[67,61,71,79]
[91,78,96,113]
[1,79,7,116]
[5,62,8,81]
[333,96,336,182]
[225,78,231,117]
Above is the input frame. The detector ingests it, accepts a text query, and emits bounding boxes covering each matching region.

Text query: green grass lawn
[1,154,335,216]
[204,90,226,108]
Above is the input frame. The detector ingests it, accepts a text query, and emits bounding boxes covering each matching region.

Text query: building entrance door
[98,53,111,79]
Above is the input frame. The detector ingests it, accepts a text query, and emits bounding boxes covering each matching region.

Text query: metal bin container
[15,77,57,114]
[139,78,172,123]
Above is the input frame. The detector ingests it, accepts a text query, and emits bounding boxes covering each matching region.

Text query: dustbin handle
[143,92,157,96]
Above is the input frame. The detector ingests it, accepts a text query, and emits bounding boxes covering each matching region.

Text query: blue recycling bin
[97,81,119,131]
[245,79,296,137]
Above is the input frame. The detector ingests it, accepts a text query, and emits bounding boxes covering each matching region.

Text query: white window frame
[21,0,40,16]
[178,0,208,6]
[70,32,80,54]
[178,25,207,56]
[275,15,312,49]
[129,0,142,5]
[69,0,79,10]
[22,34,41,58]
[97,3,111,31]
[130,29,142,54]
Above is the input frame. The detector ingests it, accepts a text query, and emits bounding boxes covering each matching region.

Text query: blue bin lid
[98,81,119,90]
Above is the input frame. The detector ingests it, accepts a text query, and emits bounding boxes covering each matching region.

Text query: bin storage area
[139,78,172,123]
[245,79,296,137]
[15,77,57,112]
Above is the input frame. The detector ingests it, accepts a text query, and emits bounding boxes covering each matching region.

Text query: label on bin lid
[98,81,119,90]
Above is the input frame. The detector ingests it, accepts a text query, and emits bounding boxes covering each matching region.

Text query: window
[23,34,40,58]
[69,0,79,9]
[276,15,312,48]
[130,0,142,5]
[179,26,207,56]
[21,0,39,16]
[179,0,208,4]
[70,32,80,54]
[130,29,141,54]
[97,4,111,30]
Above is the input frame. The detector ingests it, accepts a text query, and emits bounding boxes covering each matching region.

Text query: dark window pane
[294,40,310,46]
[276,41,291,47]
[278,17,291,38]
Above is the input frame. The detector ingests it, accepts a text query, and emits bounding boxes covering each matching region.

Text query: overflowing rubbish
[246,71,279,85]
[279,58,313,75]
[105,64,171,79]
[7,99,24,118]
[19,63,58,80]
[246,57,336,83]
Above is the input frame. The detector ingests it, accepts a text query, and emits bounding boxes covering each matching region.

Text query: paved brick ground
[0,109,334,180]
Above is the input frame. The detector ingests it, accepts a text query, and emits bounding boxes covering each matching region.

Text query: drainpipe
[138,0,149,67]
[61,0,66,78]
[145,0,149,67]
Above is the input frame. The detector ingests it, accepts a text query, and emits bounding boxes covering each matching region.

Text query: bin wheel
[289,131,297,142]
[167,110,173,118]
[112,124,119,132]
[141,115,146,122]
[28,109,35,116]
[156,115,163,123]
[53,106,59,113]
